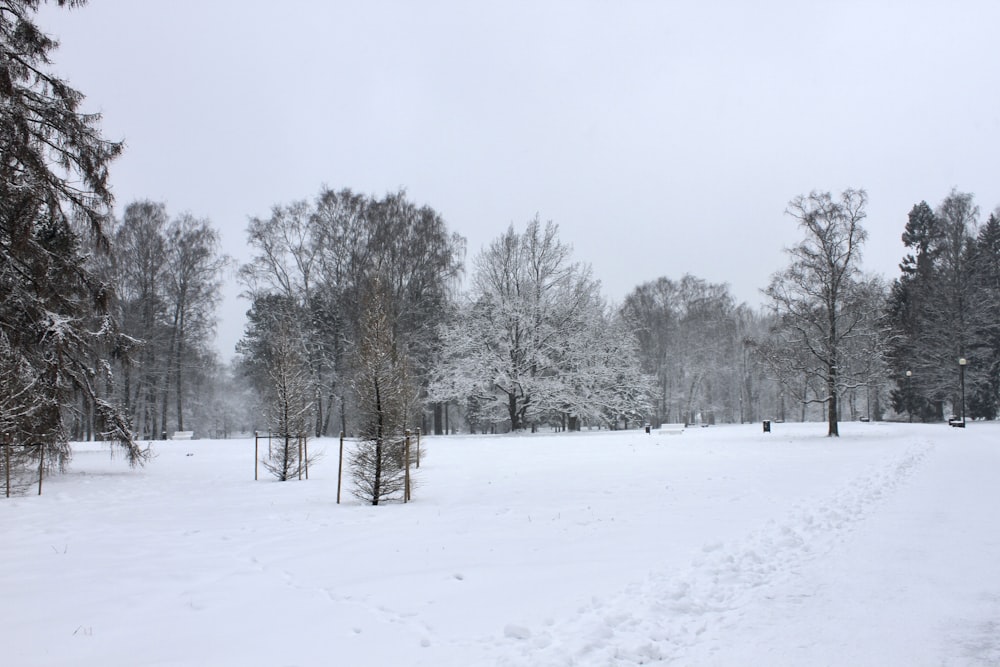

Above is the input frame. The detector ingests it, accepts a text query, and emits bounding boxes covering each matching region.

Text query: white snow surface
[3,422,1000,666]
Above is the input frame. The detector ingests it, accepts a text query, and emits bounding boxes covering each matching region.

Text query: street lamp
[905,370,912,423]
[959,357,967,427]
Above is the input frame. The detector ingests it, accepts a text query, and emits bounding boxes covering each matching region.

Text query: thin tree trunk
[175,309,185,431]
[372,380,382,506]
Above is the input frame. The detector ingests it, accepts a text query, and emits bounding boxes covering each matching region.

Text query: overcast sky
[39,1,1000,360]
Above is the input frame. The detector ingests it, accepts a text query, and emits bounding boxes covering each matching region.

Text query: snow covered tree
[556,306,655,429]
[760,189,879,436]
[350,279,412,505]
[261,319,312,481]
[970,212,1000,418]
[0,0,144,467]
[239,188,464,438]
[429,218,650,431]
[886,191,995,421]
[886,201,947,421]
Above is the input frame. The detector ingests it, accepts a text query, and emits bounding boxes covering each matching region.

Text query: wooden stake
[415,428,421,469]
[38,443,44,496]
[336,431,344,504]
[303,436,309,480]
[4,434,10,499]
[404,430,411,503]
[254,431,259,481]
[297,434,303,480]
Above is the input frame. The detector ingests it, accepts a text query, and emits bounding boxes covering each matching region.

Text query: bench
[171,431,194,440]
[656,423,685,435]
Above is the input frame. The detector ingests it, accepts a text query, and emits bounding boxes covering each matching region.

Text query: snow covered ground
[3,422,999,666]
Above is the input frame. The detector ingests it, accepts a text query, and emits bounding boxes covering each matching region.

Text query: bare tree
[622,275,764,425]
[162,214,228,433]
[109,201,169,438]
[760,189,877,436]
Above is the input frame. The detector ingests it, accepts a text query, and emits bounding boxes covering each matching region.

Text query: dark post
[404,430,411,503]
[415,428,421,468]
[336,431,344,504]
[254,431,259,481]
[959,358,967,426]
[297,434,303,481]
[303,435,309,480]
[37,443,44,496]
[4,434,10,498]
[905,370,913,423]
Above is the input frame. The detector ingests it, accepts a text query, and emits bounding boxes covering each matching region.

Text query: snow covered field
[3,422,999,666]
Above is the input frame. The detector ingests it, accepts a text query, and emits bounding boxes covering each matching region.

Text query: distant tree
[558,306,655,429]
[104,202,228,439]
[195,360,256,439]
[110,200,169,437]
[0,0,144,466]
[430,218,650,431]
[236,294,304,427]
[620,278,681,424]
[622,275,765,425]
[760,189,877,436]
[161,214,228,433]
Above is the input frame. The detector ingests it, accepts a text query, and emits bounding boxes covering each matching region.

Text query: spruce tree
[1,0,145,466]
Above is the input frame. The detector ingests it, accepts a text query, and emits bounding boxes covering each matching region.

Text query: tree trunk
[433,402,443,436]
[827,363,839,436]
[175,314,185,432]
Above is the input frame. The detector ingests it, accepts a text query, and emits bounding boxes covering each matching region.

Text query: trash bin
[763,420,771,433]
[644,423,651,434]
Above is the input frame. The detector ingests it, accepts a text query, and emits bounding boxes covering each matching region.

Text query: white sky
[39,0,1000,360]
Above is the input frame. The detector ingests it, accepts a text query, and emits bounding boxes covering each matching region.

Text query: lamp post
[959,357,967,426]
[905,370,912,423]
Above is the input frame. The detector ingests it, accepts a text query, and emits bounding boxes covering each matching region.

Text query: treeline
[51,185,1000,444]
[81,188,1000,440]
[229,186,1000,436]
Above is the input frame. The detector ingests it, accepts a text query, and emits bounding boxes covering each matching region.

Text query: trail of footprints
[493,440,933,666]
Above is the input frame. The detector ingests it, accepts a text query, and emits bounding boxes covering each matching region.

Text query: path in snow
[489,437,935,665]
